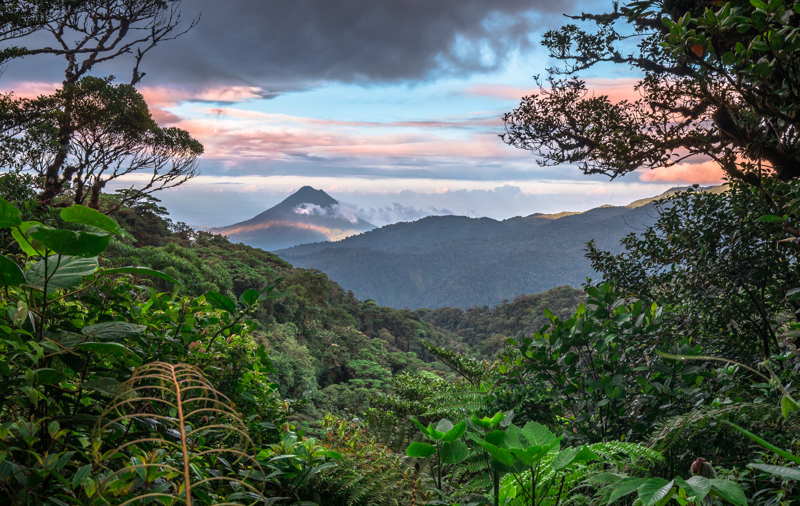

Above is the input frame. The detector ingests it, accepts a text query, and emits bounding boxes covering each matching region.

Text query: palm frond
[93,361,267,505]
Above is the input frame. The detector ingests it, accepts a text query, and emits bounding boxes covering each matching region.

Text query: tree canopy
[0,0,199,208]
[502,0,800,185]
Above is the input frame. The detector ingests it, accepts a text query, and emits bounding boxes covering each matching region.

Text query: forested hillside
[278,197,665,308]
[107,195,465,417]
[415,286,584,354]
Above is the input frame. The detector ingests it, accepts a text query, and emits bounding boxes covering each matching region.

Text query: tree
[502,0,800,185]
[8,77,201,208]
[587,183,800,360]
[0,0,198,206]
[0,1,63,52]
[1,0,192,84]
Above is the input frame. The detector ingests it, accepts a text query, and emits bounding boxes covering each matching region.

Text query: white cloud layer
[109,175,676,229]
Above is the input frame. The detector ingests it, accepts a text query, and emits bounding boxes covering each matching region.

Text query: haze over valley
[213,184,708,308]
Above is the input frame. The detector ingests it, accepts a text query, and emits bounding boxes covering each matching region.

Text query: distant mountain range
[212,186,374,251]
[274,186,717,309]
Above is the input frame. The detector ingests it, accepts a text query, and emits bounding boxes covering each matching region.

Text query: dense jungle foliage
[1,0,800,504]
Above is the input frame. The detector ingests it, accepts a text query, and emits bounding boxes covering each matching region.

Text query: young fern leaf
[93,361,266,505]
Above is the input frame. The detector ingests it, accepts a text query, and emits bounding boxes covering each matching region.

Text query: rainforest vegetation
[1,0,799,504]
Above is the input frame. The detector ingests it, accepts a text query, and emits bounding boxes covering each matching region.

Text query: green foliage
[0,197,288,502]
[406,412,663,505]
[588,182,800,361]
[594,473,747,506]
[316,415,428,505]
[92,362,267,504]
[502,0,800,184]
[256,431,342,503]
[496,283,707,443]
[416,286,584,354]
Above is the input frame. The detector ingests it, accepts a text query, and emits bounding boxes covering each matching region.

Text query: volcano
[212,186,374,251]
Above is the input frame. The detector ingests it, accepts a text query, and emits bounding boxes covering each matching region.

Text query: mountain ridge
[276,185,722,308]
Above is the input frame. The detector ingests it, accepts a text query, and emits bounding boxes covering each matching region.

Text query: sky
[1,0,725,228]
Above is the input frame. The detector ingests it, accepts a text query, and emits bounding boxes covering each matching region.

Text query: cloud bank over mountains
[157,0,567,89]
[2,0,572,91]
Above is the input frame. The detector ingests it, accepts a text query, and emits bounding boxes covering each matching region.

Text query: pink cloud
[314,134,510,159]
[2,81,264,125]
[639,159,725,184]
[465,78,641,103]
[1,81,60,99]
[3,81,510,165]
[139,85,264,124]
[173,112,515,163]
[200,106,499,130]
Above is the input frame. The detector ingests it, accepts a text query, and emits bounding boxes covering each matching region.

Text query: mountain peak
[277,186,338,209]
[213,186,373,251]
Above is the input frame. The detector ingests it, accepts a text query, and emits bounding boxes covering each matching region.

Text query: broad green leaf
[781,395,799,419]
[485,429,506,447]
[406,441,435,458]
[709,479,747,506]
[33,368,63,385]
[756,214,786,223]
[30,228,109,257]
[473,411,504,429]
[552,447,580,471]
[503,424,525,449]
[435,419,454,434]
[82,376,122,396]
[521,421,558,448]
[205,291,236,313]
[441,440,469,465]
[747,463,800,481]
[573,445,599,465]
[606,477,647,504]
[82,321,146,340]
[442,421,466,442]
[677,476,711,502]
[428,423,446,440]
[510,447,548,467]
[60,205,122,235]
[0,254,24,287]
[637,478,673,505]
[72,465,92,489]
[410,417,430,438]
[25,255,99,293]
[12,221,46,256]
[0,198,21,228]
[83,476,96,497]
[240,288,261,305]
[99,266,177,284]
[76,342,139,362]
[475,439,515,467]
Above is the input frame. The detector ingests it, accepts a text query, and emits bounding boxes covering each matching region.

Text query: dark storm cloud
[2,0,572,90]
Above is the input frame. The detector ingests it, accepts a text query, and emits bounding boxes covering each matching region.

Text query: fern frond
[585,441,663,465]
[93,361,266,505]
[422,386,491,420]
[317,415,427,505]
